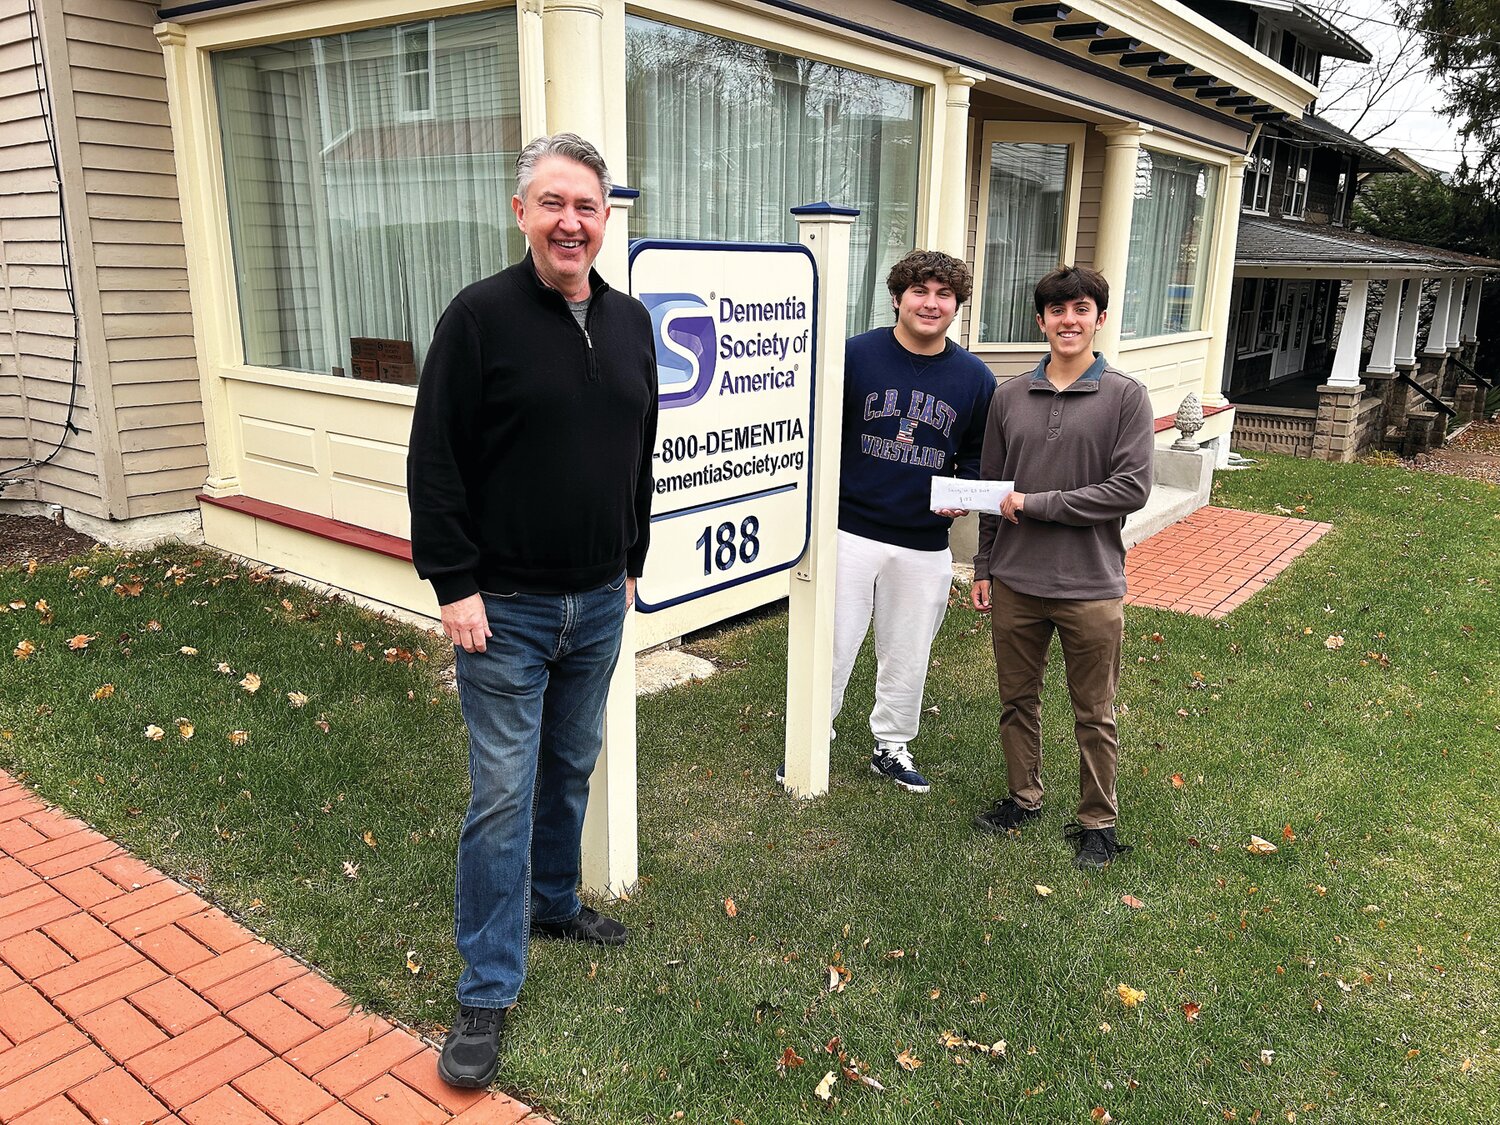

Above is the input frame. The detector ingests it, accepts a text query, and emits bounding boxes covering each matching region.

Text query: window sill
[1117,330,1214,351]
[220,364,419,406]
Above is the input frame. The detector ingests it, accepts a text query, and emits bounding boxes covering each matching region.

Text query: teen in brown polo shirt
[969,265,1154,868]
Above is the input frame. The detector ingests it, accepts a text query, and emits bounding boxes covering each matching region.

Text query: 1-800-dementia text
[654,451,805,496]
[657,419,805,464]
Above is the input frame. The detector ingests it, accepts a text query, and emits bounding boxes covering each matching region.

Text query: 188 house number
[695,515,761,576]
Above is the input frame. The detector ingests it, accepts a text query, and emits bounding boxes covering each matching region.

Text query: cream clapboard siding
[63,0,205,517]
[0,3,102,510]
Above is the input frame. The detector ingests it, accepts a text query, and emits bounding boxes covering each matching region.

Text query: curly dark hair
[886,250,973,307]
[1033,265,1109,315]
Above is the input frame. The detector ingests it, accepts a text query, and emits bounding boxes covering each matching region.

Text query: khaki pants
[989,580,1124,828]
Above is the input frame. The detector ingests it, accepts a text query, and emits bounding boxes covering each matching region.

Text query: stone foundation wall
[1231,406,1317,457]
[1353,395,1385,453]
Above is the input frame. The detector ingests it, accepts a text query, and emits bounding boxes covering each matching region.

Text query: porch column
[542,0,606,142]
[1365,278,1403,375]
[1423,278,1453,356]
[1394,277,1424,367]
[156,22,238,497]
[1200,155,1247,407]
[1459,273,1483,344]
[1093,123,1151,359]
[1327,279,1368,388]
[1445,277,1466,350]
[518,0,548,141]
[936,68,979,261]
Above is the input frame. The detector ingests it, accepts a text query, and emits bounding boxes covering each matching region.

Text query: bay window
[1121,148,1219,339]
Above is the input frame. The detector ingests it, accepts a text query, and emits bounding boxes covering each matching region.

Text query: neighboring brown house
[1174,0,1498,461]
[0,0,204,539]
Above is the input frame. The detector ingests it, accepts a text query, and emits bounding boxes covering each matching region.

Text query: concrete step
[1123,482,1201,549]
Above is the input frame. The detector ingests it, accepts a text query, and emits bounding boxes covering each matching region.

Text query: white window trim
[396,20,437,121]
[1253,16,1282,60]
[1242,136,1273,215]
[1282,142,1310,219]
[969,121,1085,354]
[312,34,355,154]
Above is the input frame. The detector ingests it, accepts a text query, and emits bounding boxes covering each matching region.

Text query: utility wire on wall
[0,0,83,494]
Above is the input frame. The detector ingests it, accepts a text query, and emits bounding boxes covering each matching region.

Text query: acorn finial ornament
[1172,392,1204,450]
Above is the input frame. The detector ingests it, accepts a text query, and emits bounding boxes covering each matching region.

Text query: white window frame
[969,121,1085,353]
[1282,143,1310,219]
[396,20,436,121]
[312,34,355,154]
[1253,16,1282,60]
[1242,136,1274,215]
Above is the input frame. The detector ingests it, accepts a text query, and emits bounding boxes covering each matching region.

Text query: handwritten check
[930,478,1014,514]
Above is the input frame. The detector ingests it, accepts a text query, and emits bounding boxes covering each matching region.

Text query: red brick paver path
[0,772,534,1125]
[1125,506,1332,618]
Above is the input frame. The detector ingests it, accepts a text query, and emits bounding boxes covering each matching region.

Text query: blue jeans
[452,574,628,1008]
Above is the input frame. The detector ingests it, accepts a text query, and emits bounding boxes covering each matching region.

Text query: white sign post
[782,205,856,799]
[582,211,855,897]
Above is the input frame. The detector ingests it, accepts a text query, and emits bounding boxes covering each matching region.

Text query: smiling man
[969,265,1153,868]
[779,250,993,793]
[406,134,657,1088]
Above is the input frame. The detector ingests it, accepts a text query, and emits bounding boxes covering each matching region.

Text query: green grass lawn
[1,453,1496,1123]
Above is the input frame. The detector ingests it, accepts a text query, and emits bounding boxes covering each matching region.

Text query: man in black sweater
[407,134,657,1089]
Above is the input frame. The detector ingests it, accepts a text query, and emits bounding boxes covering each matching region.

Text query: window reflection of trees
[626,20,922,333]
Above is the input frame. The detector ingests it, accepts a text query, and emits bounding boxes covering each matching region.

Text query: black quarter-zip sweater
[407,253,659,605]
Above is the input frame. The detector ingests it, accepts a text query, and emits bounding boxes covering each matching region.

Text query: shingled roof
[1237,215,1500,273]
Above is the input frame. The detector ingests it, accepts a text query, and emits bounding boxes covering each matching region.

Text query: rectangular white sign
[930,477,1014,514]
[631,241,817,612]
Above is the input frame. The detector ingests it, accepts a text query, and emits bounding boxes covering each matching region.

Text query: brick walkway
[1125,506,1332,618]
[0,773,534,1125]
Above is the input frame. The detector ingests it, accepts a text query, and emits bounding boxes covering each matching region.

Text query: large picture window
[973,124,1081,344]
[215,10,523,379]
[1121,149,1219,339]
[625,17,923,334]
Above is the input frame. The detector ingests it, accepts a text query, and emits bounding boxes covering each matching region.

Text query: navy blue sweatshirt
[407,254,658,603]
[838,328,996,551]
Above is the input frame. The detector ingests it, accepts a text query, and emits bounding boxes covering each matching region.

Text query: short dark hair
[886,250,973,307]
[1033,265,1109,315]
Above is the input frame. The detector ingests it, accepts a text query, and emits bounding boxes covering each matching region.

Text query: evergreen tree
[1402,0,1500,187]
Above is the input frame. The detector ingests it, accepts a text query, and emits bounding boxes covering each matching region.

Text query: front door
[1271,281,1312,380]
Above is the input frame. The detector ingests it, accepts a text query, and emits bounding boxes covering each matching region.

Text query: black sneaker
[973,797,1042,834]
[1065,823,1132,869]
[532,905,628,946]
[870,745,930,793]
[438,1004,504,1088]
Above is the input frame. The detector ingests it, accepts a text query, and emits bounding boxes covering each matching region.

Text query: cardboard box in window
[350,338,417,385]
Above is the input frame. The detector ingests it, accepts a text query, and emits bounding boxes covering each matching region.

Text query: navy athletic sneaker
[870,744,929,793]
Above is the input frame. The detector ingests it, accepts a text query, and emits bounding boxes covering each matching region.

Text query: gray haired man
[407,134,658,1088]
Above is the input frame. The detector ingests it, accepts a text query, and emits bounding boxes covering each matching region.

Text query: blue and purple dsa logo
[642,293,716,409]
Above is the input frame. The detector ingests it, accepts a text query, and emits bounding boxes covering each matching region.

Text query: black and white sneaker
[870,745,929,793]
[438,1004,505,1088]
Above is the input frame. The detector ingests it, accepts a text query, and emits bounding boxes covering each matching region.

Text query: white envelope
[930,477,1014,514]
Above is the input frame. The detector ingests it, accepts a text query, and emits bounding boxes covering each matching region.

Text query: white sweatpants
[831,529,954,748]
